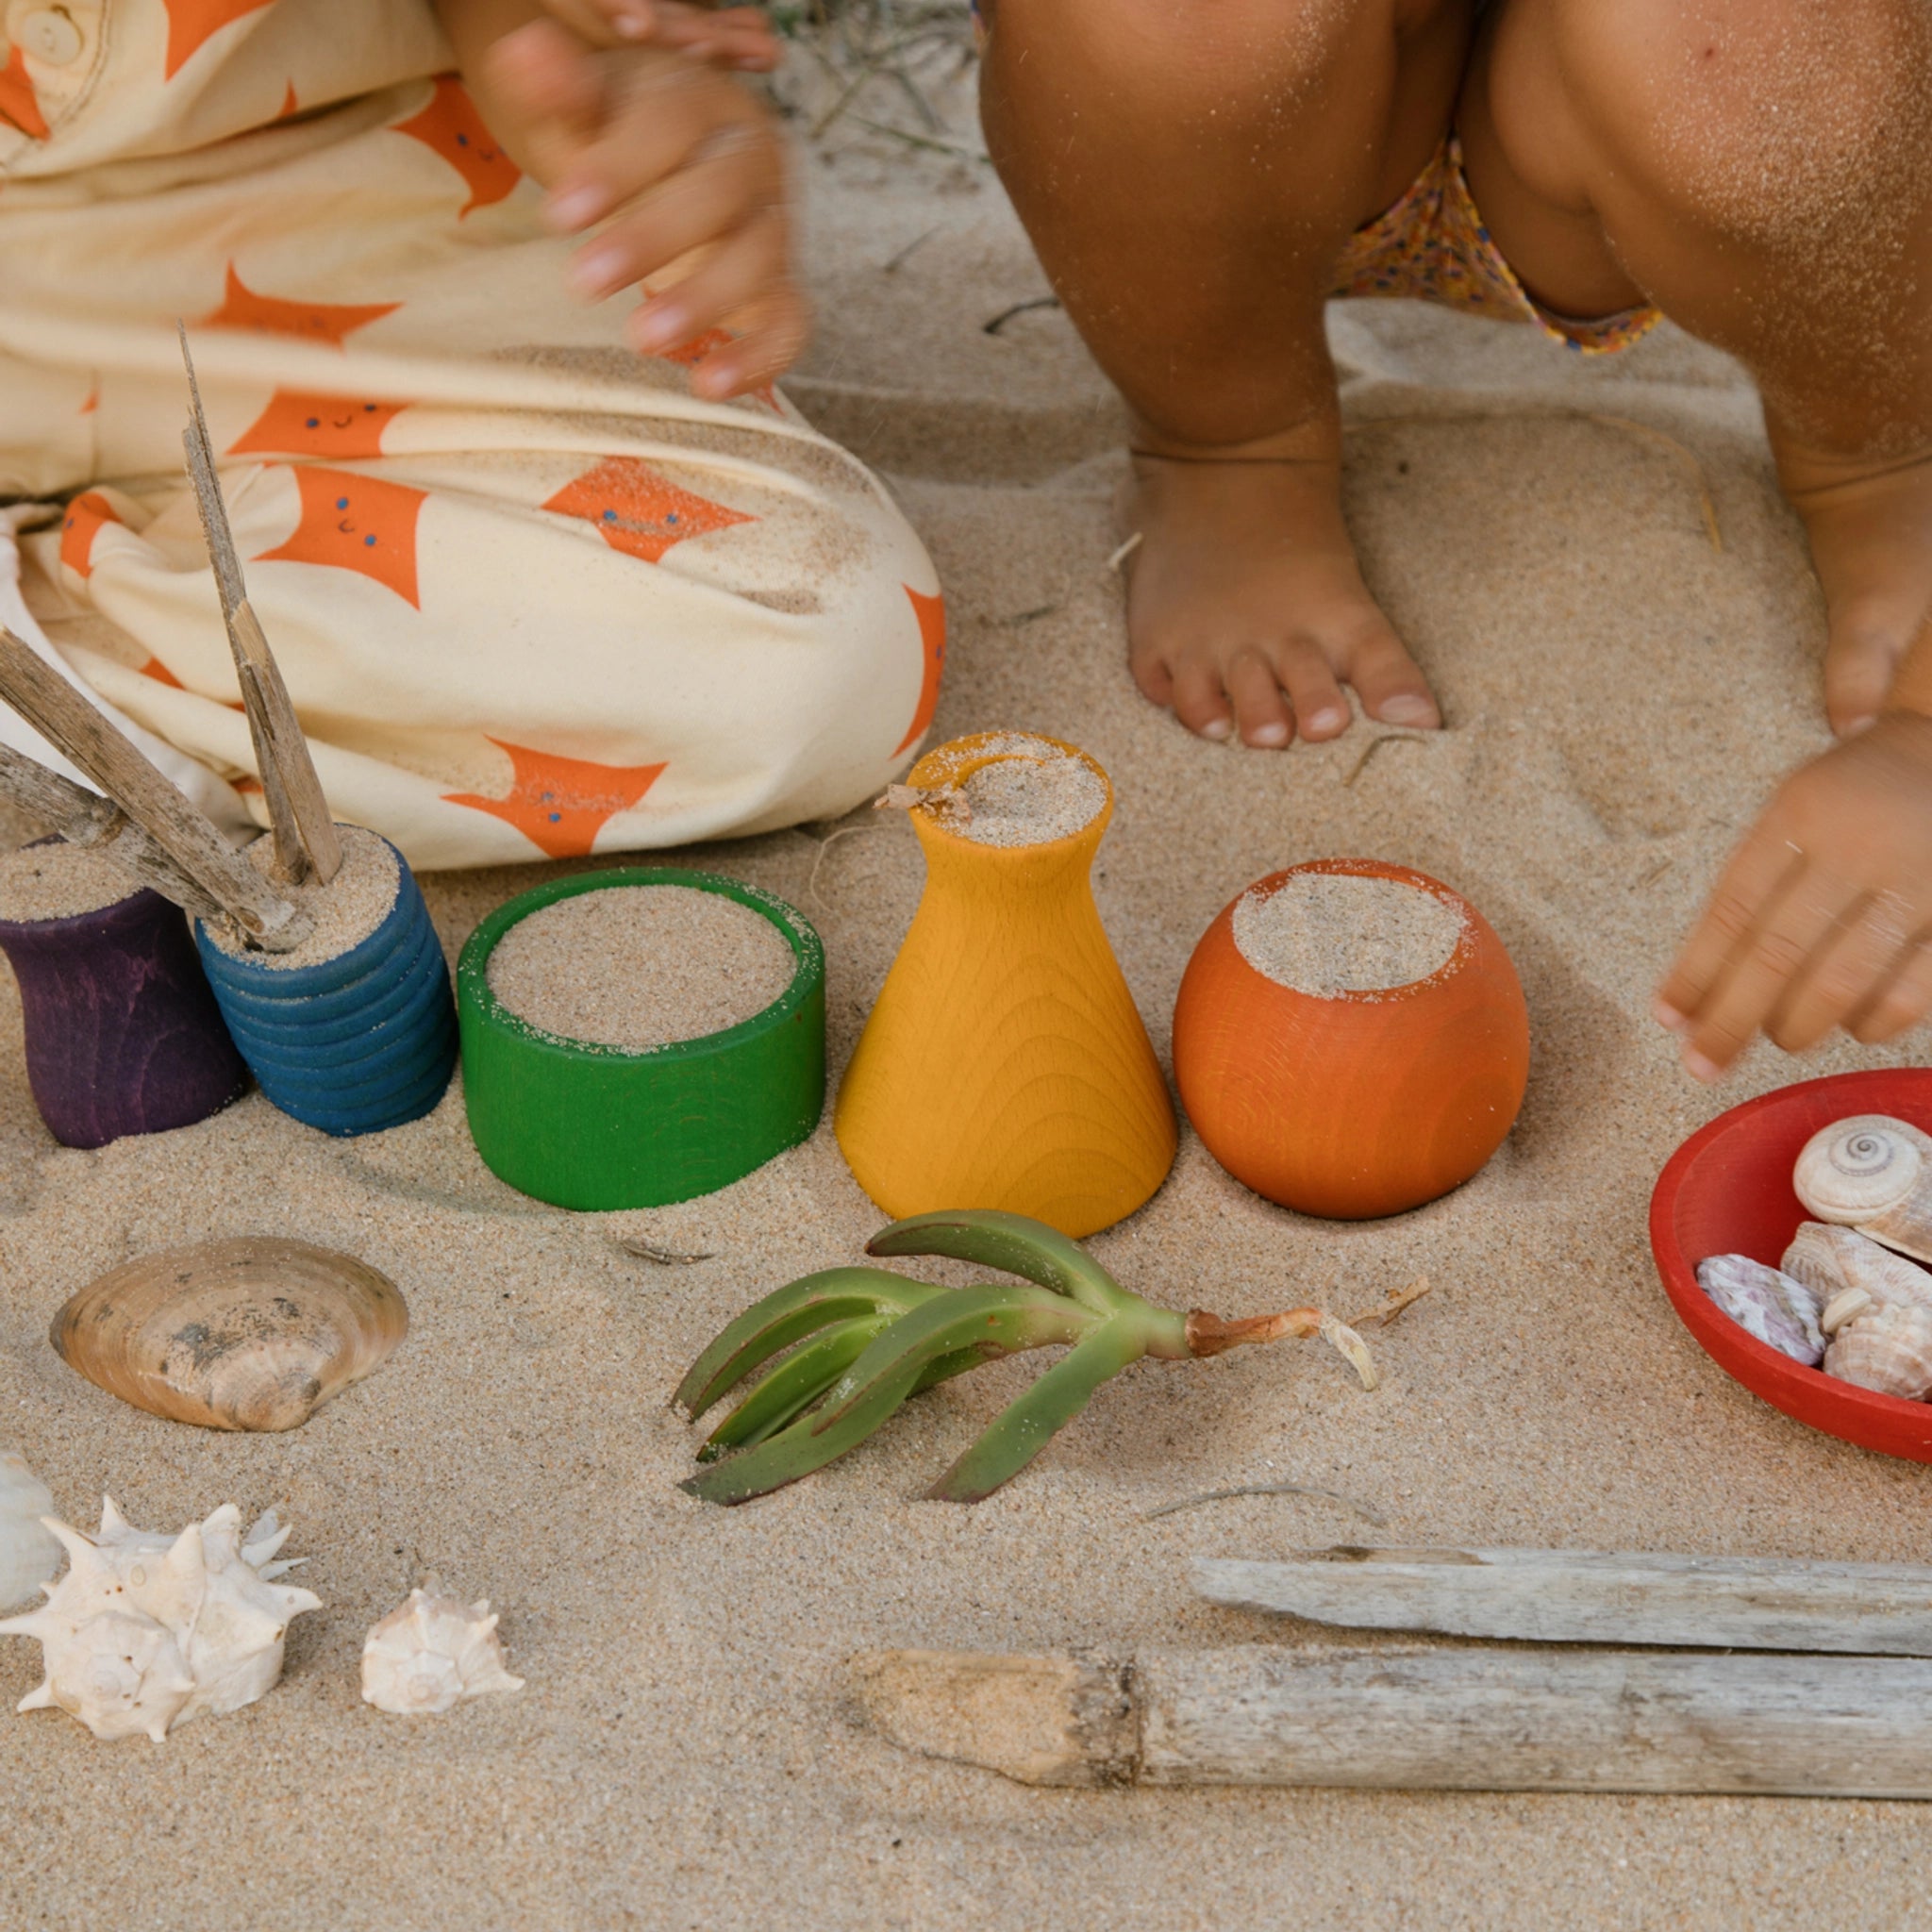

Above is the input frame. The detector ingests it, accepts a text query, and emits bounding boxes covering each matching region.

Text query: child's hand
[537,1,780,72]
[483,17,803,399]
[1656,709,1932,1080]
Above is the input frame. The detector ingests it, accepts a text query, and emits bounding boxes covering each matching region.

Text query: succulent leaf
[699,1314,892,1459]
[866,1210,1133,1318]
[811,1283,1091,1434]
[926,1317,1149,1504]
[672,1267,944,1421]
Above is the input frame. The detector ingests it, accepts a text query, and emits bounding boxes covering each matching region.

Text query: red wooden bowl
[1173,859,1530,1219]
[1649,1067,1932,1461]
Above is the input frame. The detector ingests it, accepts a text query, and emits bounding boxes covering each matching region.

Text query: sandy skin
[975,0,1932,1082]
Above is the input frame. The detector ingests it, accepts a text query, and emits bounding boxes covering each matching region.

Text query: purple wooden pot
[0,883,249,1149]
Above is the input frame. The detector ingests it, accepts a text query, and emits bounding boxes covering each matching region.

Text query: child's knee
[983,0,1408,111]
[1549,0,1932,236]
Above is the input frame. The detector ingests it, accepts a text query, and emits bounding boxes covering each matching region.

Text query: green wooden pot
[458,868,825,1210]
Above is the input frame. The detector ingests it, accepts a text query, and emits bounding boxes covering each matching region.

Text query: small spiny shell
[1794,1115,1932,1263]
[1695,1253,1824,1365]
[0,1500,320,1741]
[0,1449,58,1612]
[1780,1221,1932,1315]
[1824,1303,1932,1402]
[51,1236,408,1432]
[360,1588,524,1717]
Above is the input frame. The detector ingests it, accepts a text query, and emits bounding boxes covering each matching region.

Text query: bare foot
[1118,443,1442,748]
[1781,447,1932,734]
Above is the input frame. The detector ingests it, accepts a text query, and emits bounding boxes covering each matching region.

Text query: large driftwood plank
[1195,1547,1932,1656]
[853,1645,1932,1797]
[0,625,306,947]
[1138,1644,1932,1796]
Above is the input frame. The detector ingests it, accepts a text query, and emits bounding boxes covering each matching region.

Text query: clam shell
[1793,1115,1932,1263]
[1780,1221,1932,1315]
[51,1237,407,1432]
[1823,1302,1932,1402]
[1695,1253,1824,1365]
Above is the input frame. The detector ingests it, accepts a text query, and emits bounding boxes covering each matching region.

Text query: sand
[949,737,1108,848]
[0,840,136,923]
[486,885,797,1046]
[2,58,1929,1932]
[204,824,399,971]
[1236,872,1465,995]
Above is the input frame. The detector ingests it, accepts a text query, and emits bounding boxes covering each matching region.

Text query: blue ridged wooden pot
[193,837,457,1137]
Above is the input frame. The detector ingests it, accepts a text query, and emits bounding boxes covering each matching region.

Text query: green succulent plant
[674,1209,1376,1506]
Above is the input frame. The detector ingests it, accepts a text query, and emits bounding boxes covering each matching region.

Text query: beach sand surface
[4,104,1929,1932]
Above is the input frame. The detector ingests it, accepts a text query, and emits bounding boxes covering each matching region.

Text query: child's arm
[1657,635,1932,1079]
[434,0,803,399]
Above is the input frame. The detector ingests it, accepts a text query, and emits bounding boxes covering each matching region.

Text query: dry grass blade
[1143,1482,1389,1525]
[1346,1274,1432,1329]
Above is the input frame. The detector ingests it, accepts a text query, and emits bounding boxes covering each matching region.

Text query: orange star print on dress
[0,1,943,869]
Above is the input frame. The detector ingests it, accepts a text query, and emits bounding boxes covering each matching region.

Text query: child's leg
[979,0,1474,748]
[1464,0,1932,735]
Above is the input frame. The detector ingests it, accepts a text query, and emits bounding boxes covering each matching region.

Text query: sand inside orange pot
[1233,872,1464,997]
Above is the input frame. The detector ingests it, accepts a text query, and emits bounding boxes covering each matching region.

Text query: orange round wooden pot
[1172,859,1529,1220]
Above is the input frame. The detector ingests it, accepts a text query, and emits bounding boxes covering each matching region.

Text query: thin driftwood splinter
[0,741,230,923]
[1195,1545,1932,1657]
[178,324,341,890]
[851,1643,1932,1798]
[0,625,308,948]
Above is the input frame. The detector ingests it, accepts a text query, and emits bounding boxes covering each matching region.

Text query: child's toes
[1169,658,1236,742]
[1274,641,1350,742]
[1823,607,1911,735]
[1225,650,1293,747]
[1346,625,1442,730]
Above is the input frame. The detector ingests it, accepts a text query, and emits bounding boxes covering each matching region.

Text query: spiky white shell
[1781,1222,1932,1315]
[1824,1303,1932,1402]
[0,1450,58,1613]
[361,1588,523,1716]
[1794,1116,1932,1262]
[0,1500,320,1742]
[1695,1254,1824,1365]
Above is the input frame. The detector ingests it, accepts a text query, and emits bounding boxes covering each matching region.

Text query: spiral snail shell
[1793,1115,1932,1263]
[1823,1302,1932,1402]
[1780,1221,1932,1317]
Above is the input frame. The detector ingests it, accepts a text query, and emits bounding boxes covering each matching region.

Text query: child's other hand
[1656,709,1932,1080]
[484,18,803,399]
[538,1,780,72]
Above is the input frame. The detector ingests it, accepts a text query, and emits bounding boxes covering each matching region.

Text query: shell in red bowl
[1649,1067,1932,1461]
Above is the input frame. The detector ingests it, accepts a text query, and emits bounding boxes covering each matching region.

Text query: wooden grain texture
[1195,1547,1932,1656]
[834,734,1175,1238]
[849,1648,1136,1789]
[0,741,228,923]
[0,625,307,947]
[179,325,341,887]
[854,1644,1932,1797]
[1172,860,1529,1219]
[0,881,249,1147]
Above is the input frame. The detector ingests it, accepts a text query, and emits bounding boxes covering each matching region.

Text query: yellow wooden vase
[835,732,1176,1237]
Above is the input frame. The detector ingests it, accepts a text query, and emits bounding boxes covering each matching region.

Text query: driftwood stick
[177,325,341,888]
[851,1644,1932,1798]
[0,742,231,923]
[0,625,307,948]
[1195,1547,1932,1657]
